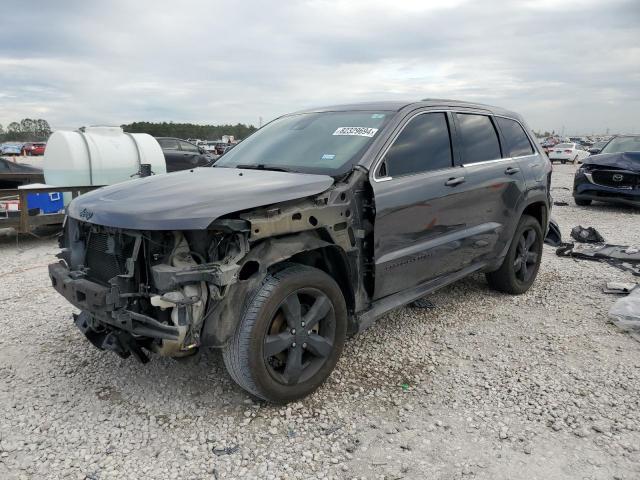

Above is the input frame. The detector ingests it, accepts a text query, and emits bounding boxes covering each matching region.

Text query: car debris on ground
[570,225,605,243]
[557,242,640,276]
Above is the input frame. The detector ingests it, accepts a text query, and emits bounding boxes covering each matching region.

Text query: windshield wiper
[236,164,293,173]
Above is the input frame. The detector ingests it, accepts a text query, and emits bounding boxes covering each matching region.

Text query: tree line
[122,121,258,141]
[0,118,52,142]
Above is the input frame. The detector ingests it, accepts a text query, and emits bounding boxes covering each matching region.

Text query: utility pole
[258,116,263,128]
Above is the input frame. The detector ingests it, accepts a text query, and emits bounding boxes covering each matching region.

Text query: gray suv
[49,99,552,403]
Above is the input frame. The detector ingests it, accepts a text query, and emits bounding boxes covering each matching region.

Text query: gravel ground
[1,164,639,480]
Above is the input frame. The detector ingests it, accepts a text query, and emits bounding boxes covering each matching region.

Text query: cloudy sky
[1,0,638,134]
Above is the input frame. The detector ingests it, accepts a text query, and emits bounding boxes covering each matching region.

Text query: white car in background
[548,143,590,164]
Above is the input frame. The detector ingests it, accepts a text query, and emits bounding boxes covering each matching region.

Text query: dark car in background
[574,135,640,207]
[156,137,216,172]
[50,99,551,403]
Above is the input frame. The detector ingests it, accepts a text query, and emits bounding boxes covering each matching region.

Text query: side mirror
[588,148,601,154]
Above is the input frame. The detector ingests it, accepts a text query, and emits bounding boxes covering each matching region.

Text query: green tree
[7,122,21,134]
[20,118,35,134]
[121,121,257,141]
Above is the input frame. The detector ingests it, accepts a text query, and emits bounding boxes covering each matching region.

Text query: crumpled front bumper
[48,262,181,353]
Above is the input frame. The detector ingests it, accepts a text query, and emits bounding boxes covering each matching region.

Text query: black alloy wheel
[263,288,335,386]
[513,227,538,283]
[222,264,347,403]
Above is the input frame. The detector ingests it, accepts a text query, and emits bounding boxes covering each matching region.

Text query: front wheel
[222,265,347,403]
[485,215,543,294]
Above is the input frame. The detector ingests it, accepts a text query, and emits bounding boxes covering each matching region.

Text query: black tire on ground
[574,198,592,206]
[485,214,543,295]
[222,264,347,403]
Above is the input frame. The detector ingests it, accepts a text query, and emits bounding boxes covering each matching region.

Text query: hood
[68,167,334,230]
[583,151,640,171]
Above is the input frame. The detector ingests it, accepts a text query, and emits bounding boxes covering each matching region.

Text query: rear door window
[496,117,535,157]
[158,138,179,150]
[179,140,200,153]
[455,113,502,164]
[383,112,453,177]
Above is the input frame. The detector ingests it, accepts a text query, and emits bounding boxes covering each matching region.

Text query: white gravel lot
[1,164,639,480]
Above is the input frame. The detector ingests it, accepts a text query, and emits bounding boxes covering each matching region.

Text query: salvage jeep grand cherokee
[49,100,552,403]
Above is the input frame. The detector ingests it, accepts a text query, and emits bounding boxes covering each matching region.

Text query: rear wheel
[574,197,592,206]
[222,265,347,403]
[486,215,543,294]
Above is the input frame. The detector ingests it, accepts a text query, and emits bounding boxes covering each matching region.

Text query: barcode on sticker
[332,127,378,137]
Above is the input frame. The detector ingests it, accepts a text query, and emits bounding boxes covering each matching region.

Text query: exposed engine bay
[48,169,371,362]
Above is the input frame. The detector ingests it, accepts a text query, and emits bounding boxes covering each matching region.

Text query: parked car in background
[50,99,551,403]
[548,143,590,164]
[574,135,640,207]
[156,137,217,171]
[1,143,23,156]
[201,141,221,156]
[589,140,609,155]
[22,142,46,156]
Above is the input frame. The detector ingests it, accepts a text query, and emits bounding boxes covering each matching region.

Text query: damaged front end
[49,169,370,363]
[49,219,250,362]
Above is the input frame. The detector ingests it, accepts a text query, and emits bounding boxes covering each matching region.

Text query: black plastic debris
[411,298,436,309]
[553,201,569,206]
[570,225,605,243]
[557,243,640,276]
[213,445,239,456]
[544,218,562,247]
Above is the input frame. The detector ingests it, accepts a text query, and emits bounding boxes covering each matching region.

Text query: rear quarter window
[496,117,535,157]
[158,138,179,149]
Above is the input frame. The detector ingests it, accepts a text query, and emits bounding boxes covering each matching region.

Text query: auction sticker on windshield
[333,127,379,137]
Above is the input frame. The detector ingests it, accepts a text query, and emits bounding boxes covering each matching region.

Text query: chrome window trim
[371,109,454,183]
[462,157,511,167]
[371,109,539,183]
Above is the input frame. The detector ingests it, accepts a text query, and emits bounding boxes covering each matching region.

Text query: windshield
[601,136,640,154]
[556,143,574,148]
[214,111,392,175]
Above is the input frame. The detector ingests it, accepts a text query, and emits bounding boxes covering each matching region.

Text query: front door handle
[445,176,465,187]
[504,167,520,175]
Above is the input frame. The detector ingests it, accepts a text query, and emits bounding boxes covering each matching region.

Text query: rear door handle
[445,176,465,187]
[504,167,520,175]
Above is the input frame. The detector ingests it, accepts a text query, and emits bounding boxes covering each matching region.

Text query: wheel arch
[521,200,548,230]
[200,231,355,347]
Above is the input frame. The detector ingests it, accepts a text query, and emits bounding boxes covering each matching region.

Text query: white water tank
[43,126,167,187]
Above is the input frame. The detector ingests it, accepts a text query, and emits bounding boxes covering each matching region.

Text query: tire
[561,160,566,165]
[485,214,543,295]
[222,264,347,403]
[574,198,592,206]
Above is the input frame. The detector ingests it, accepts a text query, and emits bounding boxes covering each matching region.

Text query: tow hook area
[73,312,150,363]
